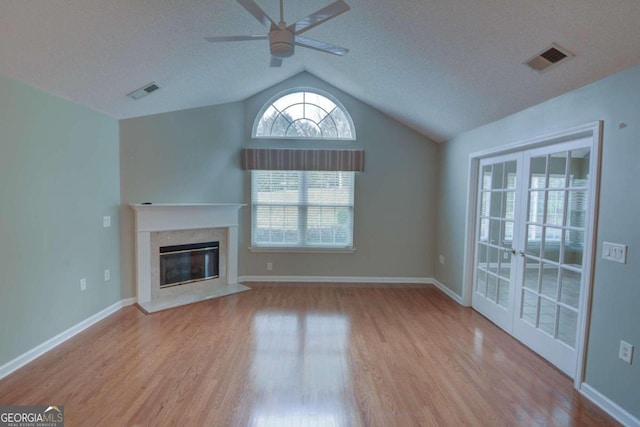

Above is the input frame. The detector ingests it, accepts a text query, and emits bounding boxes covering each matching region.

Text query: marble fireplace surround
[130,203,249,313]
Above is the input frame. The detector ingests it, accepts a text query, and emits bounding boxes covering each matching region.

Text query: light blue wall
[436,64,640,419]
[0,75,121,367]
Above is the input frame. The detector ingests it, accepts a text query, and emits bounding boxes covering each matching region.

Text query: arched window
[253,89,355,139]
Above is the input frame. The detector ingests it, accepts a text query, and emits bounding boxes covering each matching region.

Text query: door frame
[461,121,603,388]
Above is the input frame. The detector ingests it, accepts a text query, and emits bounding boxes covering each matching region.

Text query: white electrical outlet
[439,255,445,265]
[103,216,111,228]
[104,269,111,282]
[603,242,627,264]
[267,262,273,271]
[80,278,87,291]
[619,340,634,364]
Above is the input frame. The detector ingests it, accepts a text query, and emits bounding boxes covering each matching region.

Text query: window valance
[241,148,364,172]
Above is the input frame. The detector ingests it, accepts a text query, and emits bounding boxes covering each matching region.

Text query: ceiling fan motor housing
[269,28,294,58]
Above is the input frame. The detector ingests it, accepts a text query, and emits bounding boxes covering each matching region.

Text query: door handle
[518,250,526,257]
[511,248,517,255]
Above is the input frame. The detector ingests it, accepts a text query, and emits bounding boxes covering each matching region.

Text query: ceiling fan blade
[295,35,349,56]
[270,56,283,67]
[289,0,350,35]
[236,0,277,28]
[205,35,268,43]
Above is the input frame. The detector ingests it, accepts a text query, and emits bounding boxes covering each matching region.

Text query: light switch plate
[103,216,111,228]
[603,242,627,264]
[619,340,634,364]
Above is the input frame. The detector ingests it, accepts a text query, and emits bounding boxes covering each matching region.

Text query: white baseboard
[0,297,137,381]
[121,296,138,307]
[580,383,640,427]
[239,275,433,284]
[429,278,464,305]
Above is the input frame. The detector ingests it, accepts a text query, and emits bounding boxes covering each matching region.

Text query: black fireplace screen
[159,241,219,288]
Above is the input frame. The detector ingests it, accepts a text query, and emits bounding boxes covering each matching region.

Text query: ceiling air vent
[525,43,574,73]
[127,82,160,100]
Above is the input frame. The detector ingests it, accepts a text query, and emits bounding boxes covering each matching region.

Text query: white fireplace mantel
[130,203,247,313]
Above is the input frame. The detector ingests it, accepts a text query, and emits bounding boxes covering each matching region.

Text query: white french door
[471,135,597,379]
[472,154,521,332]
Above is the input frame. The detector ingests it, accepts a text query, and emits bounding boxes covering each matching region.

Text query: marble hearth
[130,203,249,313]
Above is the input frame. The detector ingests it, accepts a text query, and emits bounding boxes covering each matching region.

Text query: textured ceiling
[1,0,640,142]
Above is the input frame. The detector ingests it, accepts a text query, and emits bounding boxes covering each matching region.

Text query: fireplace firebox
[159,241,219,288]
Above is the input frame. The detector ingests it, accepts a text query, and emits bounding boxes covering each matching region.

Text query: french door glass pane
[479,218,489,242]
[558,306,578,347]
[569,149,590,187]
[559,269,581,309]
[539,298,557,336]
[564,230,584,267]
[482,165,492,190]
[567,190,588,228]
[492,163,505,189]
[504,220,514,243]
[489,219,501,245]
[522,291,538,325]
[540,265,559,299]
[549,151,568,187]
[487,274,498,301]
[476,270,487,296]
[490,192,504,217]
[481,193,490,216]
[523,259,540,290]
[546,191,565,226]
[504,192,516,220]
[488,247,499,274]
[528,191,545,223]
[526,225,542,256]
[498,279,510,308]
[477,243,488,268]
[499,249,511,279]
[530,156,547,188]
[505,161,517,189]
[542,230,561,263]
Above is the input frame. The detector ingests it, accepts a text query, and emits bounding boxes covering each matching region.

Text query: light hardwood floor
[0,284,618,426]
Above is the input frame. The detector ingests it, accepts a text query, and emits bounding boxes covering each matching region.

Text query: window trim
[252,87,356,140]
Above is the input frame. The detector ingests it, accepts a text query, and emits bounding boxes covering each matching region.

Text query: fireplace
[130,203,249,313]
[160,241,219,288]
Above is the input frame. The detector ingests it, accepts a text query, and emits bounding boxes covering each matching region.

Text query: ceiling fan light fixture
[269,28,294,58]
[205,0,350,66]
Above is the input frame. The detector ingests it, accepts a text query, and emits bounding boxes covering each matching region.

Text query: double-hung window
[252,170,354,249]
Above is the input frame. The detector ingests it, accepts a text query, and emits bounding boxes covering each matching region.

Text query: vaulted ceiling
[1,0,639,142]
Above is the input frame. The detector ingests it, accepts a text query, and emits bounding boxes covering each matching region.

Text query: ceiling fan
[205,0,350,67]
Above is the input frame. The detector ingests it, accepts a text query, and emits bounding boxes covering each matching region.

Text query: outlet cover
[619,340,634,364]
[439,255,445,265]
[80,278,87,291]
[104,269,111,282]
[103,216,111,227]
[267,262,273,271]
